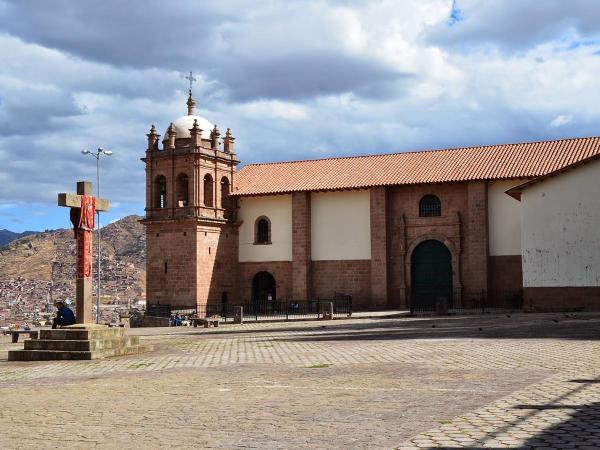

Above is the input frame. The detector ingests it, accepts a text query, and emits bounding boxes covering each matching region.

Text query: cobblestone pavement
[0,313,599,449]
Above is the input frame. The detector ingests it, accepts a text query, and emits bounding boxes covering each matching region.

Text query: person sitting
[52,301,76,329]
[173,313,183,326]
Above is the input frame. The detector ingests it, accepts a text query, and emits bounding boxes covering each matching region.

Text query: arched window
[155,175,167,209]
[203,174,214,207]
[176,173,189,207]
[254,216,271,244]
[220,176,230,209]
[419,194,441,217]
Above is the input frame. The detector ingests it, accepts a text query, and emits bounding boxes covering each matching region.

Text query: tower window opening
[155,175,167,209]
[220,176,230,209]
[204,174,214,207]
[176,173,189,207]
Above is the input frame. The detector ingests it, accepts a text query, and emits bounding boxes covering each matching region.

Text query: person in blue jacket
[52,301,76,329]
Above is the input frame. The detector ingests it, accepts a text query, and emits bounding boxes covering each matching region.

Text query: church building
[141,92,600,313]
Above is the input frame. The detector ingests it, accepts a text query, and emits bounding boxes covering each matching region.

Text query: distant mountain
[0,215,146,325]
[0,229,36,248]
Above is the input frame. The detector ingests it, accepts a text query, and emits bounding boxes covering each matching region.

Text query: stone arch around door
[252,271,276,302]
[405,235,462,309]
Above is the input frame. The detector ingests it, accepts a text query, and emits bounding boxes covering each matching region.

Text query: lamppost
[81,147,112,323]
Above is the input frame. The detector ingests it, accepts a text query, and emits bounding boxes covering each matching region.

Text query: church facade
[142,93,600,312]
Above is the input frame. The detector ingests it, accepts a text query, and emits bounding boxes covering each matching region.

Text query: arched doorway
[410,240,452,310]
[252,271,276,301]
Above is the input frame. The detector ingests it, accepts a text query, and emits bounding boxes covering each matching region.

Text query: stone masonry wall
[311,260,371,309]
[146,222,198,307]
[524,287,600,312]
[488,255,523,307]
[292,192,311,301]
[464,181,489,296]
[238,261,293,301]
[196,223,238,308]
[387,183,465,308]
[370,187,388,307]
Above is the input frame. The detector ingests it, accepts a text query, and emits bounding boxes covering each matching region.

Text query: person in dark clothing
[173,313,182,326]
[52,301,76,329]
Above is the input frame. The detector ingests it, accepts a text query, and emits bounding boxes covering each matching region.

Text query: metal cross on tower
[185,71,197,94]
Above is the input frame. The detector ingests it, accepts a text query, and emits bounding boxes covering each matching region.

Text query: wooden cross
[58,181,109,323]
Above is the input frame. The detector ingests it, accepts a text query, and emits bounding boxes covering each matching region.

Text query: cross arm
[58,193,110,212]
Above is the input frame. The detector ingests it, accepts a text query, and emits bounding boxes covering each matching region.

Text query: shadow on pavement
[405,377,600,449]
[134,313,600,342]
[270,315,600,342]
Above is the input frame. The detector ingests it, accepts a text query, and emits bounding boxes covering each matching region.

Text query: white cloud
[234,100,308,121]
[2,0,600,230]
[550,114,573,128]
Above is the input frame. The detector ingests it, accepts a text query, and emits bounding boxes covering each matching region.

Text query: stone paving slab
[0,313,599,449]
[398,373,600,449]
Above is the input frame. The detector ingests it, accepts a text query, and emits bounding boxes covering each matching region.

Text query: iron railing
[146,295,352,324]
[409,289,523,315]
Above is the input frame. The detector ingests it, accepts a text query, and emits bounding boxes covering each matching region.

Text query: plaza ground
[0,313,599,449]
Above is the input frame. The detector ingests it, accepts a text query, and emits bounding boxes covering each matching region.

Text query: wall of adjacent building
[310,190,371,261]
[488,180,523,256]
[487,179,525,300]
[238,194,293,262]
[522,159,600,287]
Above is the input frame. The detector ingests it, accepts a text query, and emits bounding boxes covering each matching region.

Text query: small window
[255,216,271,244]
[419,195,441,217]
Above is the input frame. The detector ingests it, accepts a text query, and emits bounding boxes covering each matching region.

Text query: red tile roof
[506,152,600,200]
[232,136,600,196]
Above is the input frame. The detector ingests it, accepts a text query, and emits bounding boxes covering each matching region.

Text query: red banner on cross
[69,195,96,279]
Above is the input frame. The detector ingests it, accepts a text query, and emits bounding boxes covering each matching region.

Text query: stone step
[39,328,124,341]
[8,350,95,361]
[24,336,140,352]
[8,344,152,361]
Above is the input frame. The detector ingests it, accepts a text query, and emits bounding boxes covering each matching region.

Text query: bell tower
[142,87,240,313]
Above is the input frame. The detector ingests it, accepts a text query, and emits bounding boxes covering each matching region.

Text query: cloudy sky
[1,0,600,231]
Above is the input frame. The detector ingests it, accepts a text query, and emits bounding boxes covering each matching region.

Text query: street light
[81,147,112,323]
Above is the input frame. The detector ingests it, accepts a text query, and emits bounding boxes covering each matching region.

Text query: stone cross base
[7,325,151,361]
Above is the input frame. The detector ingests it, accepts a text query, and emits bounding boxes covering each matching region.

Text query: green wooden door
[410,240,452,310]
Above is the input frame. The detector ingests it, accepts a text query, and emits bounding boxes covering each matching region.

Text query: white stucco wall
[521,158,600,287]
[238,195,292,262]
[488,179,523,256]
[311,190,371,261]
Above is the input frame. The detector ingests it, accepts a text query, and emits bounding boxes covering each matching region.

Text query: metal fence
[146,295,352,324]
[409,289,523,315]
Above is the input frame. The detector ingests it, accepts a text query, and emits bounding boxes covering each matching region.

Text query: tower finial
[185,71,197,95]
[185,71,197,115]
[210,124,220,149]
[186,92,196,115]
[223,128,235,153]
